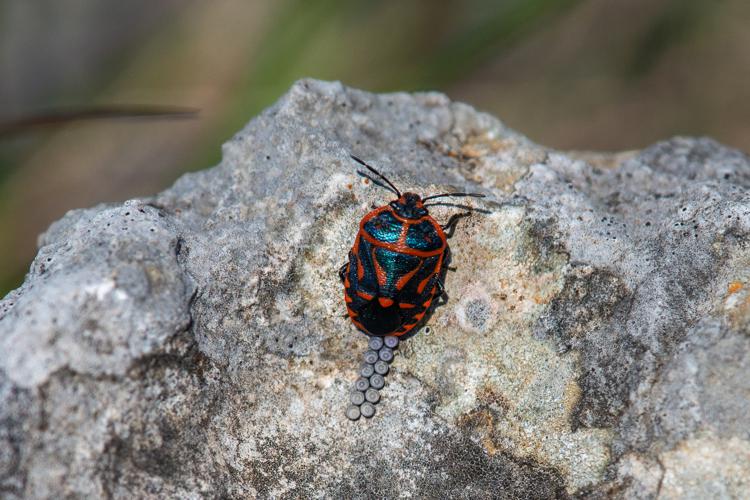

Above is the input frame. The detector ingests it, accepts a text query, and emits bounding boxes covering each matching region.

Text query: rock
[1,79,749,498]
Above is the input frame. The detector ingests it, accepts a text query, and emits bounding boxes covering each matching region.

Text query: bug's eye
[389,201,400,210]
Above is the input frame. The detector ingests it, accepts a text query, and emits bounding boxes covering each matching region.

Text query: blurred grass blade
[0,106,199,138]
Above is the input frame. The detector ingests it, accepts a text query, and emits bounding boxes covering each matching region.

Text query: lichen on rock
[1,80,749,498]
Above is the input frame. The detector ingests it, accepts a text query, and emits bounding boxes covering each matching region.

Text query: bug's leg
[443,246,456,272]
[441,212,472,238]
[434,280,449,305]
[338,263,348,283]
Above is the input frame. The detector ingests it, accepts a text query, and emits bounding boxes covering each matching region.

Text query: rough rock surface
[2,80,750,498]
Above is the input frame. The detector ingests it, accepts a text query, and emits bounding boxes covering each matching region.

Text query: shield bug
[339,155,484,337]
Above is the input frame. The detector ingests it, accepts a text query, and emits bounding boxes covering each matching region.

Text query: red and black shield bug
[340,155,484,338]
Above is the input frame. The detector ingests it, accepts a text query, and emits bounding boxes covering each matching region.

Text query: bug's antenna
[350,155,401,197]
[421,192,486,202]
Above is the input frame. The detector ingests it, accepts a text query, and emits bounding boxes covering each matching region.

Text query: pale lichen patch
[400,204,612,493]
[659,434,750,499]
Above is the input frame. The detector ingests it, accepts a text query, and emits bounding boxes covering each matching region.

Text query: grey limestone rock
[1,79,749,498]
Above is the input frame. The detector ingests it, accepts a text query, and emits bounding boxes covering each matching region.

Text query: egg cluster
[345,335,399,420]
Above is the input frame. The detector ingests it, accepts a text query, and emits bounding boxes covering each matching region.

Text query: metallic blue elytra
[406,220,443,251]
[364,211,402,243]
[373,247,421,297]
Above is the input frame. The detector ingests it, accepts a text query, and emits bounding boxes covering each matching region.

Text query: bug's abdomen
[345,234,444,336]
[344,206,449,336]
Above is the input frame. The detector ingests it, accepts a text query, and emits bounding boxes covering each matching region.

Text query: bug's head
[349,155,486,218]
[390,192,428,219]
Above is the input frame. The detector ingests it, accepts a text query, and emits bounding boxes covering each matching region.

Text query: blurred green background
[1,0,748,295]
